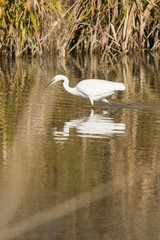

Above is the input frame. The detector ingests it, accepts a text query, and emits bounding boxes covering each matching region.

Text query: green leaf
[26,26,34,51]
[30,10,37,33]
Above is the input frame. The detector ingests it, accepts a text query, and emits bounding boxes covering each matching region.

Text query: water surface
[0,54,160,240]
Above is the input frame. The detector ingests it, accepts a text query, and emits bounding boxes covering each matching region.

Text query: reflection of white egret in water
[53,110,126,140]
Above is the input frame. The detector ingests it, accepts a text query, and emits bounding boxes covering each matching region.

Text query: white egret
[44,75,126,108]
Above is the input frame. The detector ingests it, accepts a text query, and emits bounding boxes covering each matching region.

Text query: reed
[62,0,160,59]
[0,0,159,58]
[0,0,62,56]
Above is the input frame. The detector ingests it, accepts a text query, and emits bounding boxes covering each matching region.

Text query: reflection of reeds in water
[0,55,160,239]
[0,56,57,235]
[51,55,160,239]
[0,58,34,144]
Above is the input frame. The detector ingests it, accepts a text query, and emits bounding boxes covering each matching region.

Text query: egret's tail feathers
[116,83,126,91]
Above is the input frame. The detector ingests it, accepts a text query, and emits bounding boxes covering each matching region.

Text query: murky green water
[0,54,160,240]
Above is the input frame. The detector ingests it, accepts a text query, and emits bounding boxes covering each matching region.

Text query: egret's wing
[76,79,125,98]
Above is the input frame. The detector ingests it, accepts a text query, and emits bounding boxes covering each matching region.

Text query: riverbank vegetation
[0,0,159,59]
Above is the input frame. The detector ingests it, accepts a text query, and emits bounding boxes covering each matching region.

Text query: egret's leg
[102,98,111,105]
[89,98,94,109]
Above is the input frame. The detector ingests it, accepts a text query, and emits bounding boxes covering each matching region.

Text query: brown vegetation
[0,0,160,58]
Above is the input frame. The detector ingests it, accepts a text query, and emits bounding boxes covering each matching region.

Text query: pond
[0,53,160,240]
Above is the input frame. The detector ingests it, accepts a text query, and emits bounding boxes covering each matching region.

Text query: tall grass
[0,0,62,56]
[62,0,160,59]
[0,0,159,58]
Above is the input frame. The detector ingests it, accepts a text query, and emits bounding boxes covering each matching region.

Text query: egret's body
[44,75,125,108]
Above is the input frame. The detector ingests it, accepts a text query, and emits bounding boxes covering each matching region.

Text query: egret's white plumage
[44,74,126,108]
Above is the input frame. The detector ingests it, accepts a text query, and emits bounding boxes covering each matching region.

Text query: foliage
[0,0,61,56]
[61,0,160,59]
[0,0,160,58]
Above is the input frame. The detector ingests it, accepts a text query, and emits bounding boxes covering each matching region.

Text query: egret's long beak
[43,79,55,90]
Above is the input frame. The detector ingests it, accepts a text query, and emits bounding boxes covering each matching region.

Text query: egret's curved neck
[63,77,77,95]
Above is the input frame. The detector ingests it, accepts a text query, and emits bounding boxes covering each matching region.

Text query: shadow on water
[0,54,160,240]
[0,177,126,239]
[98,103,160,110]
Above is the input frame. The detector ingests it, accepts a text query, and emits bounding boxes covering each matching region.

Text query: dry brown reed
[0,0,159,58]
[61,0,160,60]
